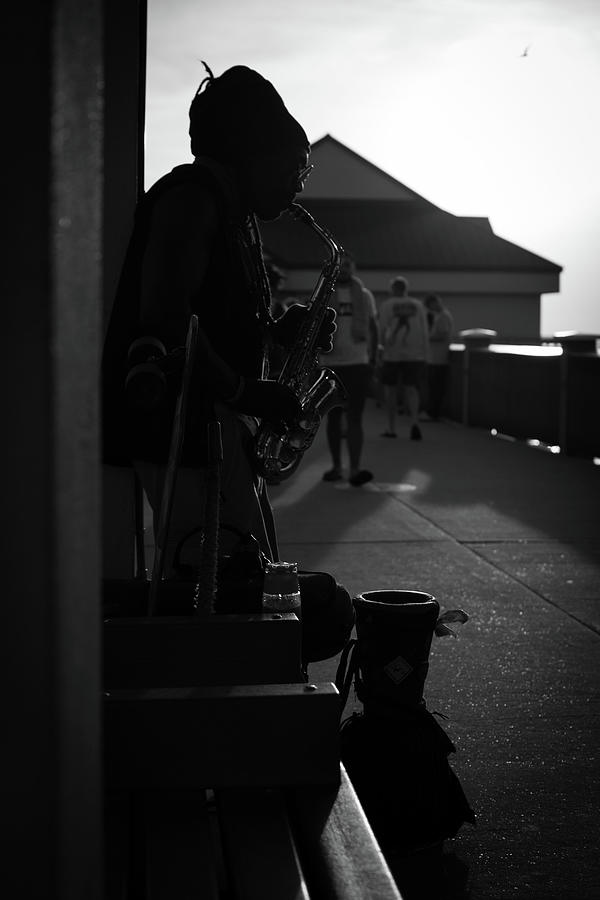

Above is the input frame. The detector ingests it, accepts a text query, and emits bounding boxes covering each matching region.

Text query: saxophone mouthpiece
[288,202,315,228]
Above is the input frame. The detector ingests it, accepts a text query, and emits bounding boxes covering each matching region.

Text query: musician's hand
[235,379,302,425]
[269,303,337,353]
[317,306,337,353]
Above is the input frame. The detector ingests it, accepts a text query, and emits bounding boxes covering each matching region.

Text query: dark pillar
[2,2,105,896]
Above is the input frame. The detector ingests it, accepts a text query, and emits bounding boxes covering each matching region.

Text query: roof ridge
[309,134,439,207]
[301,197,560,270]
[260,197,562,273]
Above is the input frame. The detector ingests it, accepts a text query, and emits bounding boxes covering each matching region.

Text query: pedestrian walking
[424,293,453,420]
[321,253,379,486]
[379,276,429,440]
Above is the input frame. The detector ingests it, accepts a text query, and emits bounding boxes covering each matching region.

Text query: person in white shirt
[424,293,453,420]
[320,253,379,486]
[378,276,429,440]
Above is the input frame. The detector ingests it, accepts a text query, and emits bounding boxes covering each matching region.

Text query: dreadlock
[194,59,214,95]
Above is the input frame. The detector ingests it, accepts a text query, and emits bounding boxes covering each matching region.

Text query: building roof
[259,135,562,275]
[260,197,562,273]
[303,134,429,202]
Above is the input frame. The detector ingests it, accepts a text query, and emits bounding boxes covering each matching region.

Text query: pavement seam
[464,542,600,639]
[386,492,600,639]
[281,538,453,545]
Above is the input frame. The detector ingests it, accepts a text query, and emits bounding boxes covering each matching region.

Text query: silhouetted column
[3,2,104,897]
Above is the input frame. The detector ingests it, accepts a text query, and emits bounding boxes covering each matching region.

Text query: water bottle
[261,561,301,613]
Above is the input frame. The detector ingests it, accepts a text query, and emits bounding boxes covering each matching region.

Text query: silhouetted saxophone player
[102,63,339,572]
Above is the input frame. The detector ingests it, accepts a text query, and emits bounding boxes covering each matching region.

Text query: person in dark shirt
[102,64,334,571]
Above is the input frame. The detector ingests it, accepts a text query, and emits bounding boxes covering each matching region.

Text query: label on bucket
[384,654,413,684]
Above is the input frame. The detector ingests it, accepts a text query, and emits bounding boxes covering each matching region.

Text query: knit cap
[189,64,309,162]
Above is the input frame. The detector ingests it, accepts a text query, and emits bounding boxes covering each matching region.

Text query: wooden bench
[103,612,402,899]
[104,612,305,689]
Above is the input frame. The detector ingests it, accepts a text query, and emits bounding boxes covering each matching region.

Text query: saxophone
[254,202,348,483]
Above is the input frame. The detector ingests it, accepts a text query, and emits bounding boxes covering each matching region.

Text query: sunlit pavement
[270,400,600,900]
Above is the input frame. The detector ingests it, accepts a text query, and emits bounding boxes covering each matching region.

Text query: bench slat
[104,613,303,688]
[104,683,340,789]
[143,789,219,900]
[104,791,133,899]
[105,790,220,899]
[217,788,310,900]
[289,765,403,900]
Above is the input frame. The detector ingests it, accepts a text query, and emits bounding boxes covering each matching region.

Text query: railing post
[461,347,470,426]
[558,351,568,453]
[458,329,497,428]
[554,331,600,456]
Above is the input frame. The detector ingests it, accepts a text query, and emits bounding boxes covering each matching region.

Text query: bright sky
[146,0,600,338]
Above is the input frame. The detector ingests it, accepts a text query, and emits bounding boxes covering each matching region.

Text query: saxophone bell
[302,368,347,420]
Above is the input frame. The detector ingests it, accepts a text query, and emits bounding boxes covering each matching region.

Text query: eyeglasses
[295,163,314,191]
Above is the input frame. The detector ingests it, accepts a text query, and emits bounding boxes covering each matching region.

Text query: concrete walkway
[270,401,600,900]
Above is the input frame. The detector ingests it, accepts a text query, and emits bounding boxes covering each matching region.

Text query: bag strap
[335,638,359,714]
[193,437,221,615]
[148,316,200,614]
[147,315,224,616]
[172,521,258,573]
[171,525,206,575]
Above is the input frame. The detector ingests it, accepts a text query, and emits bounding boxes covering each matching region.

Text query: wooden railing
[443,335,600,458]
